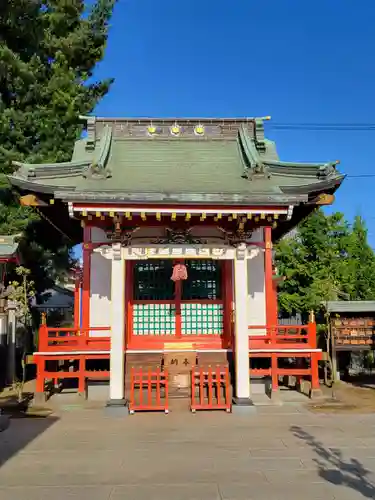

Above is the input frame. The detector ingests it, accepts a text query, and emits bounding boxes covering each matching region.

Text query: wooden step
[125,353,163,368]
[197,352,230,367]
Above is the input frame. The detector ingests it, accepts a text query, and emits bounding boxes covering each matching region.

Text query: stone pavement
[0,405,375,499]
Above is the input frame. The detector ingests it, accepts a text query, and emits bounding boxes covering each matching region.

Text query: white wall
[90,227,112,336]
[247,229,266,335]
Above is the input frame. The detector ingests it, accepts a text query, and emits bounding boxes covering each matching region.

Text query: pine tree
[0,0,116,292]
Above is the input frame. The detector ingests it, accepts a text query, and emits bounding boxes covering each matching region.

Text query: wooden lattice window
[182,260,222,300]
[133,261,174,300]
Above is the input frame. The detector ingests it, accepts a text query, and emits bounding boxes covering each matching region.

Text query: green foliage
[0,0,116,168]
[0,0,116,293]
[7,266,35,326]
[7,266,36,395]
[343,216,375,300]
[276,210,375,317]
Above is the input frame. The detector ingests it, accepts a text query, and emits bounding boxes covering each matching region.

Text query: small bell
[171,263,188,281]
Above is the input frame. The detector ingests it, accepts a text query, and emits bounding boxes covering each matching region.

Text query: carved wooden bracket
[152,227,206,245]
[217,225,253,246]
[106,217,140,246]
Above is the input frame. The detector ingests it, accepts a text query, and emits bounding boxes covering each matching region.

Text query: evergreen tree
[0,0,116,293]
[276,209,375,317]
[345,216,375,300]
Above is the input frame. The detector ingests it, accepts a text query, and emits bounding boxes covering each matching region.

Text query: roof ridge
[92,116,272,123]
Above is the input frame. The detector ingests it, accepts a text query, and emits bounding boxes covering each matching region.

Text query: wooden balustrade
[38,325,111,352]
[248,323,317,349]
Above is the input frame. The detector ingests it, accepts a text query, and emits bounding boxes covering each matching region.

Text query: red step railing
[129,367,169,414]
[191,366,231,412]
[248,323,317,348]
[38,324,111,352]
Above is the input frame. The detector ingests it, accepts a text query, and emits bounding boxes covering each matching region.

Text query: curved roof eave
[7,175,67,194]
[280,174,345,195]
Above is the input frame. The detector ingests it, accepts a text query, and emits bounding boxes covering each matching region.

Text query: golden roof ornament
[194,124,205,136]
[170,123,181,136]
[147,124,157,136]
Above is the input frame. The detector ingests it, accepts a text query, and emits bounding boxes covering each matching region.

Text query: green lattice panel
[133,303,176,336]
[181,303,224,335]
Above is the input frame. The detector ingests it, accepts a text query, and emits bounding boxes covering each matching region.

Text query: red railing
[38,324,111,352]
[248,323,317,349]
[249,367,312,376]
[249,350,322,395]
[129,367,169,414]
[191,366,231,412]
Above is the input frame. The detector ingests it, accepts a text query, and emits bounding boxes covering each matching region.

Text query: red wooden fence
[129,367,169,414]
[191,366,231,412]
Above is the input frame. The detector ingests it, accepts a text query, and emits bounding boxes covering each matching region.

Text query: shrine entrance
[127,259,229,349]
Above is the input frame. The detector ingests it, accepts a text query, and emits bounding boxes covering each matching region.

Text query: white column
[109,243,126,403]
[233,243,251,402]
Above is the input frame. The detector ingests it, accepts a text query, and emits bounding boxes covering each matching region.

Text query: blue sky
[90,0,375,245]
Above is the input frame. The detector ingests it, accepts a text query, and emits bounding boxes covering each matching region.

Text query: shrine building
[8,117,344,412]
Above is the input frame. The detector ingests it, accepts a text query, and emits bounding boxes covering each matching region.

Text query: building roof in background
[32,285,74,310]
[0,235,19,259]
[326,301,375,314]
[8,117,344,206]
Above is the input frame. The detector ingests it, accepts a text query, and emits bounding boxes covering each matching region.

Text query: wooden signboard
[332,316,375,349]
[163,352,197,391]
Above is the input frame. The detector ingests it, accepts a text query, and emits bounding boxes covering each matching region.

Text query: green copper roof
[0,235,19,258]
[8,117,344,205]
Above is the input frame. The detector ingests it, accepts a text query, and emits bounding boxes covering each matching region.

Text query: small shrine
[8,117,344,411]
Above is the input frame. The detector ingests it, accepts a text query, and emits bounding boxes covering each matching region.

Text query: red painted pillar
[125,261,133,349]
[222,260,234,349]
[78,357,86,397]
[35,317,47,402]
[271,273,279,325]
[35,357,45,397]
[308,321,317,349]
[310,353,321,394]
[264,227,277,333]
[271,353,278,392]
[73,271,81,330]
[81,225,91,334]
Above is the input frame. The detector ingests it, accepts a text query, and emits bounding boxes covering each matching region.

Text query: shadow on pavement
[0,400,58,468]
[291,425,375,498]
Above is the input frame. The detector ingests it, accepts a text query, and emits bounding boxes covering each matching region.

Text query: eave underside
[17,195,334,247]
